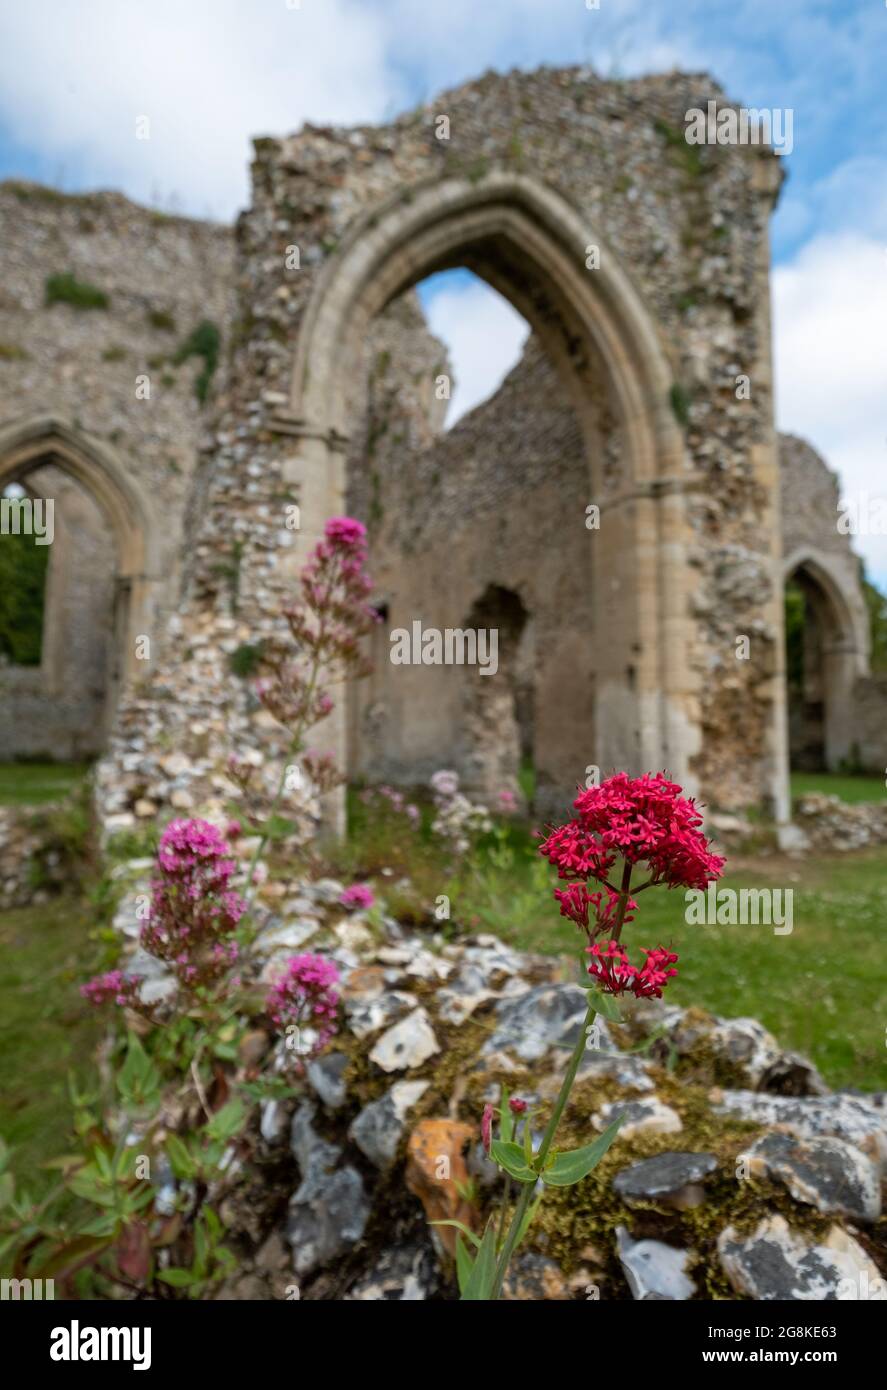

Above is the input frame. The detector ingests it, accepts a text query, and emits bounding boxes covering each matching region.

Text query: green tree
[0,531,48,665]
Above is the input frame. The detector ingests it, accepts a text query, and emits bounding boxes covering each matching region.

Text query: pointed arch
[278,172,702,790]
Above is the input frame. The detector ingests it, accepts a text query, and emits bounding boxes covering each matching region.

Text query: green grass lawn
[790,770,886,804]
[0,895,105,1190]
[0,761,90,806]
[472,844,887,1091]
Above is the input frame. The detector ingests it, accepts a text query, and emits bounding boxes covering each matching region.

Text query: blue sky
[1,0,885,580]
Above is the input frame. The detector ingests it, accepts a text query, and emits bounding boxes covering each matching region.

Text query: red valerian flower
[586,941,678,1000]
[540,772,724,894]
[508,1097,528,1116]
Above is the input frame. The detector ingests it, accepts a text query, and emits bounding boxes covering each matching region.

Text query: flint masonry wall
[96,65,793,830]
[349,309,879,807]
[0,181,235,756]
[348,311,594,815]
[778,433,875,772]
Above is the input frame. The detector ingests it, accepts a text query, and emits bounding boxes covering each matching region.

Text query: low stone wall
[110,865,886,1301]
[792,793,887,851]
[0,804,69,909]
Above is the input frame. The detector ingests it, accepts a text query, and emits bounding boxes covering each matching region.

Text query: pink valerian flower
[508,1097,528,1116]
[256,516,378,735]
[80,969,142,1009]
[139,818,245,993]
[586,941,678,1000]
[481,1103,495,1156]
[324,516,367,548]
[340,883,375,911]
[498,789,517,812]
[265,954,340,1058]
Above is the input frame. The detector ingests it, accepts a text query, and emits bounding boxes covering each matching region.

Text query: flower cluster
[586,941,679,1000]
[541,772,724,898]
[265,953,340,1058]
[359,783,420,828]
[80,969,142,1009]
[540,772,724,999]
[429,769,492,855]
[340,883,375,911]
[139,818,245,991]
[257,517,379,733]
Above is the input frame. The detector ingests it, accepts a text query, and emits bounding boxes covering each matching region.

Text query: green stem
[488,858,634,1300]
[489,997,597,1299]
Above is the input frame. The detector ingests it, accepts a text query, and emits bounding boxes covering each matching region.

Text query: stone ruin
[0,63,884,828]
[2,65,886,1304]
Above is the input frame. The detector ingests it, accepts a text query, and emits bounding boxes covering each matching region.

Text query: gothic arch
[783,547,868,770]
[279,172,701,791]
[0,415,161,683]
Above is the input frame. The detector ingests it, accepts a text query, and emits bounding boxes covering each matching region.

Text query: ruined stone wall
[778,433,873,771]
[0,181,236,758]
[0,467,116,759]
[97,65,789,832]
[349,313,593,815]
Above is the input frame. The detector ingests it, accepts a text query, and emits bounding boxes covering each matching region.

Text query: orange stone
[405,1118,477,1258]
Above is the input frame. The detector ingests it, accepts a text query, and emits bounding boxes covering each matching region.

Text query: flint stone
[287,1104,369,1277]
[714,1090,887,1166]
[345,1241,440,1301]
[252,919,319,954]
[346,989,419,1041]
[369,1007,440,1072]
[613,1151,718,1208]
[305,1052,350,1111]
[594,1096,682,1140]
[739,1131,881,1223]
[718,1215,886,1300]
[616,1226,696,1300]
[311,878,346,904]
[709,1016,827,1093]
[483,983,587,1063]
[349,1080,430,1168]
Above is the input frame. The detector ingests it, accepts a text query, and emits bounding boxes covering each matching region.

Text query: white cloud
[0,0,699,218]
[420,275,529,426]
[773,231,887,587]
[0,0,399,218]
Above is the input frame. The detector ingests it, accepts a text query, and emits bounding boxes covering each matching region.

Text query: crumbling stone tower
[98,65,792,826]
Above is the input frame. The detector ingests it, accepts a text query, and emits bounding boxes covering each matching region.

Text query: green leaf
[490,1140,537,1184]
[206,1098,246,1144]
[460,1220,498,1301]
[541,1117,623,1187]
[430,1219,482,1251]
[117,1033,162,1108]
[455,1233,474,1296]
[157,1267,196,1287]
[165,1133,197,1180]
[586,988,622,1022]
[498,1087,514,1146]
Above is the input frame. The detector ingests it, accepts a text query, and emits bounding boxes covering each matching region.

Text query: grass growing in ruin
[0,896,105,1189]
[0,761,90,805]
[790,770,886,804]
[495,846,887,1092]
